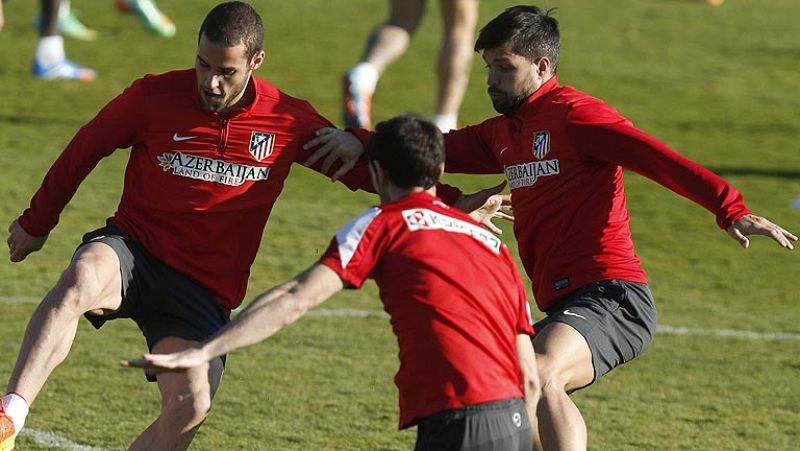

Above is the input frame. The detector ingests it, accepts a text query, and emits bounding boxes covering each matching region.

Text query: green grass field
[1,0,798,449]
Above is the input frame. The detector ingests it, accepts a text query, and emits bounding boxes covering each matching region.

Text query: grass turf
[0,0,798,449]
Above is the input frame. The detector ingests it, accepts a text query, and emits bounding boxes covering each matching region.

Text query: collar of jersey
[391,191,439,208]
[514,76,561,118]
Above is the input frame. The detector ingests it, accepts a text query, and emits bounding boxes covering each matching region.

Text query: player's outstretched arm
[455,181,514,234]
[726,214,797,250]
[7,219,49,262]
[302,128,365,182]
[122,263,345,373]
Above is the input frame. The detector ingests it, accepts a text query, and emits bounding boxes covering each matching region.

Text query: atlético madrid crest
[249,131,276,161]
[532,130,550,159]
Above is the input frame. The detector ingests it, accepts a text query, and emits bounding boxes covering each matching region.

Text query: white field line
[307,309,800,342]
[20,429,109,451]
[3,297,799,343]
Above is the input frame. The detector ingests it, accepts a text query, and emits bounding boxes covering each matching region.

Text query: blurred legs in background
[342,0,479,132]
[32,0,97,81]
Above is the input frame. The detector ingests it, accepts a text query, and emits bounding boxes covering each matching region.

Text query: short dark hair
[367,115,444,190]
[475,5,560,73]
[198,2,264,59]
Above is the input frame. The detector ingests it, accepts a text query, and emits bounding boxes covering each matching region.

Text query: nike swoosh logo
[172,133,197,142]
[499,146,509,155]
[563,309,586,319]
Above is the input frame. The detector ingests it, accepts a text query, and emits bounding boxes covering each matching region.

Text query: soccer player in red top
[0,2,497,450]
[124,115,539,450]
[439,5,796,450]
[309,5,797,450]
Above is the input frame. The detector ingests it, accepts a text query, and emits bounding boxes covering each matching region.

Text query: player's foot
[115,0,176,38]
[342,71,372,129]
[0,404,16,451]
[35,9,98,41]
[59,9,98,41]
[33,59,97,82]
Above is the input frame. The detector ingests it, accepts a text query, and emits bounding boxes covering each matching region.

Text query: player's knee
[443,26,475,46]
[49,259,106,313]
[534,357,570,392]
[162,393,213,428]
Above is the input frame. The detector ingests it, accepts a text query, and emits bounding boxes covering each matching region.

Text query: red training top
[443,77,751,310]
[19,69,394,311]
[319,191,533,429]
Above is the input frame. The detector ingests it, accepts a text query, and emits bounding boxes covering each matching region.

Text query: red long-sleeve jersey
[18,69,383,311]
[444,77,751,310]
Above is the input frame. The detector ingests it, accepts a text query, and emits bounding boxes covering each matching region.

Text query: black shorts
[79,222,229,379]
[414,399,532,451]
[533,280,657,387]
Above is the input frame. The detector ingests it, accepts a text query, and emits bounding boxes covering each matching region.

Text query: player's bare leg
[33,0,97,81]
[362,0,425,75]
[342,0,425,128]
[4,243,123,421]
[532,322,594,451]
[0,0,6,31]
[129,336,224,451]
[434,0,478,132]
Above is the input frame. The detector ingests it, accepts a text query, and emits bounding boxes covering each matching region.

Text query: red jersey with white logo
[18,69,384,311]
[443,77,751,310]
[318,191,533,429]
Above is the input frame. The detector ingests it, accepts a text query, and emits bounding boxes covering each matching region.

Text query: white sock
[59,0,72,19]
[35,35,66,68]
[2,393,30,432]
[348,62,379,94]
[433,113,458,133]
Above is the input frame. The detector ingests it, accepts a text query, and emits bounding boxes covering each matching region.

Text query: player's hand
[7,219,48,262]
[121,347,210,374]
[726,214,797,250]
[454,181,514,235]
[302,128,365,182]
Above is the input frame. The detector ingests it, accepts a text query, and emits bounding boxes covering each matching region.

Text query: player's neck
[381,186,432,204]
[220,76,255,116]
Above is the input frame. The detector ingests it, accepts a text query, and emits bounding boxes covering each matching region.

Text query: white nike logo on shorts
[563,309,586,319]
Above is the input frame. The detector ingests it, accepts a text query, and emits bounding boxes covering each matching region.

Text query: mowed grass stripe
[1,297,797,342]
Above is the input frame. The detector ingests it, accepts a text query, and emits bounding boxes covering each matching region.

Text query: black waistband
[419,398,524,425]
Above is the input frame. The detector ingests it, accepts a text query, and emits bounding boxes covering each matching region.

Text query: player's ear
[250,50,266,70]
[535,57,550,76]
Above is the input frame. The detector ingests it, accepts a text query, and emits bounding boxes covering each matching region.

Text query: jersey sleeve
[291,102,376,193]
[566,103,752,230]
[17,78,148,236]
[443,122,505,174]
[318,207,390,288]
